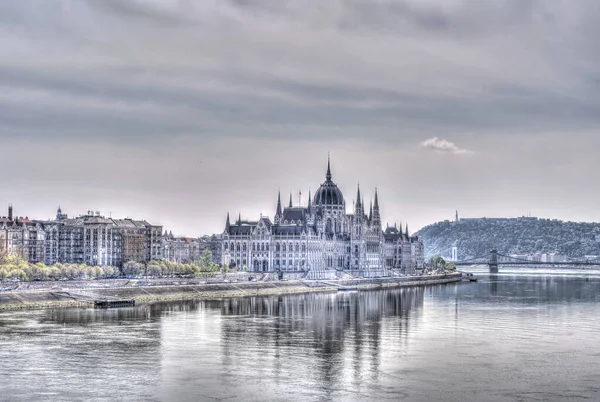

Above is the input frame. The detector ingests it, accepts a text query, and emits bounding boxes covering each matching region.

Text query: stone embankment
[0,272,462,311]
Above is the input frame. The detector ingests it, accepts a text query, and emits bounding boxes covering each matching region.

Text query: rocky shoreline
[0,273,462,311]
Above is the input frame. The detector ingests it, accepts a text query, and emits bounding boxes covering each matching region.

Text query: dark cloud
[1,1,600,234]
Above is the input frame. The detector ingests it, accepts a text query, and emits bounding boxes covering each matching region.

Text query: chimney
[8,205,13,221]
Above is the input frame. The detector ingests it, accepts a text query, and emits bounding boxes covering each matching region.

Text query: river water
[1,270,600,402]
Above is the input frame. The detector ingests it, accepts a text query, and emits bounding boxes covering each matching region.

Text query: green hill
[416,218,600,260]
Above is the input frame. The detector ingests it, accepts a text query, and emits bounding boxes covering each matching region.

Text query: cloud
[420,137,471,154]
[1,1,600,234]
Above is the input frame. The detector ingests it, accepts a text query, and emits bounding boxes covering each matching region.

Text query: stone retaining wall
[0,274,462,311]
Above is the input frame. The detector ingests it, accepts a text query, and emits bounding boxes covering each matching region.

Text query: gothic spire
[361,195,365,217]
[355,184,362,215]
[225,212,230,231]
[405,223,409,237]
[326,154,332,181]
[238,212,241,225]
[307,190,312,213]
[372,188,381,225]
[276,190,282,217]
[289,191,293,208]
[369,200,373,221]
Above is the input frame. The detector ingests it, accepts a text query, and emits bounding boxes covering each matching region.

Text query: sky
[1,0,600,236]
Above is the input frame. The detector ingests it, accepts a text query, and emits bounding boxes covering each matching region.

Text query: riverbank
[0,272,462,311]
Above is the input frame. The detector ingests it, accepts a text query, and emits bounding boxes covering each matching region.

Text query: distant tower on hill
[455,210,459,223]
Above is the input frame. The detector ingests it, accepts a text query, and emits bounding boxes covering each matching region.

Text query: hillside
[416,218,600,260]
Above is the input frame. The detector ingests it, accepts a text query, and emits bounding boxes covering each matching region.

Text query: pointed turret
[225,212,230,232]
[369,200,373,221]
[372,188,381,226]
[238,212,242,225]
[361,195,366,218]
[355,184,362,215]
[307,190,312,214]
[275,191,282,224]
[289,191,293,208]
[405,223,409,238]
[326,154,332,181]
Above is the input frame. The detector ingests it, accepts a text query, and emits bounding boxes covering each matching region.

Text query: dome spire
[326,153,332,181]
[355,184,362,215]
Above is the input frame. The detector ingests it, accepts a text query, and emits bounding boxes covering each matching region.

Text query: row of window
[225,242,309,253]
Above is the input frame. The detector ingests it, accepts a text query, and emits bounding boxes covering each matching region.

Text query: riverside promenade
[0,272,462,311]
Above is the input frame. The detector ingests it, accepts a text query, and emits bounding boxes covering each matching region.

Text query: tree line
[417,218,600,260]
[0,249,247,282]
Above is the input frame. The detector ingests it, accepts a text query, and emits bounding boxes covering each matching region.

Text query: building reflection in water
[216,288,424,397]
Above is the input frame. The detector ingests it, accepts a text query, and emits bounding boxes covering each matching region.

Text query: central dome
[313,158,345,206]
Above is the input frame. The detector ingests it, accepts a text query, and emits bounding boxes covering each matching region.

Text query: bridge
[454,249,600,272]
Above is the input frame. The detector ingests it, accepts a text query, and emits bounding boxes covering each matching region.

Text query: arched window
[289,260,293,267]
[276,243,280,252]
[266,244,269,252]
[295,244,299,252]
[283,243,287,252]
[301,244,306,253]
[261,243,265,251]
[252,243,256,251]
[242,244,246,251]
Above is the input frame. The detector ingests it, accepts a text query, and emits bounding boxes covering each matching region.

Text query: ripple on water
[1,274,600,401]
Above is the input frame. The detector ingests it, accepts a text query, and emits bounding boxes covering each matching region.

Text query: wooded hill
[415,218,600,259]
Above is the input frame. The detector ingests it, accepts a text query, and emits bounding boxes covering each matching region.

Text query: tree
[122,261,144,277]
[199,249,214,271]
[428,255,447,269]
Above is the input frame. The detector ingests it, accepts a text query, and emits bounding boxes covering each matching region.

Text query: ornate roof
[313,157,345,207]
[282,207,306,224]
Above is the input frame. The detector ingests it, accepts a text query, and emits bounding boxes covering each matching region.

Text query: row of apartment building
[0,206,217,267]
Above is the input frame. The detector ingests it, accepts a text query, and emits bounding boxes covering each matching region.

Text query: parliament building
[222,158,425,279]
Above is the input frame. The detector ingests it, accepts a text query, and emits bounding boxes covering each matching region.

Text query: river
[1,270,599,401]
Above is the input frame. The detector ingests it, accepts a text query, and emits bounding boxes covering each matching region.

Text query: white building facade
[222,159,425,279]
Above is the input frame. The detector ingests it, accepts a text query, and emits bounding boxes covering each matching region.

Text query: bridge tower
[489,249,499,273]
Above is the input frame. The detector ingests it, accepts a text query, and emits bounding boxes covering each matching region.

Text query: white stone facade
[222,160,425,278]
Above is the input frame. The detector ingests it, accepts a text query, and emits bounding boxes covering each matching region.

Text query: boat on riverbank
[463,273,478,282]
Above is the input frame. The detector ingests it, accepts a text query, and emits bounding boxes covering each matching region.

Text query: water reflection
[211,288,424,401]
[2,273,600,402]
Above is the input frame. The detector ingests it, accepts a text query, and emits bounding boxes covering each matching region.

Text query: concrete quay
[0,272,462,311]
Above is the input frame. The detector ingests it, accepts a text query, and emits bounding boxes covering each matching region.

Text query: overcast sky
[1,0,599,236]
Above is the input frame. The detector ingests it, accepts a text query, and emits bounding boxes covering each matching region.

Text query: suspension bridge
[454,250,600,272]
